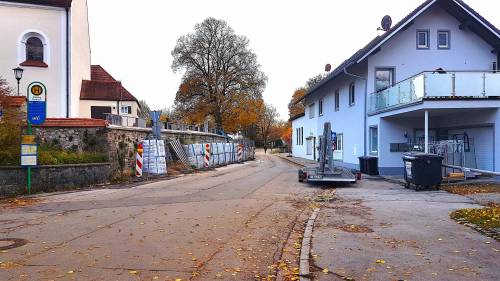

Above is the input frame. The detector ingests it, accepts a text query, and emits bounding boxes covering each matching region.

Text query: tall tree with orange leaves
[172,18,267,133]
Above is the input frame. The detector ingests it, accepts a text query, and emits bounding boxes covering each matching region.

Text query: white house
[0,0,91,118]
[292,0,500,175]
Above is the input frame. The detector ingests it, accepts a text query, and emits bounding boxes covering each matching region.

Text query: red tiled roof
[35,118,107,128]
[80,65,138,102]
[2,0,72,8]
[0,96,26,107]
[91,65,116,82]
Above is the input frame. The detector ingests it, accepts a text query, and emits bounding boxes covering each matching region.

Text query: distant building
[292,0,500,175]
[80,65,141,122]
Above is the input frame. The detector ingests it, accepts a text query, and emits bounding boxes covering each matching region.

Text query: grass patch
[450,205,500,229]
[442,184,500,196]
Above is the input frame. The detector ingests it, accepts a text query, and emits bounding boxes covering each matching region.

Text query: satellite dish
[325,64,332,72]
[381,15,392,31]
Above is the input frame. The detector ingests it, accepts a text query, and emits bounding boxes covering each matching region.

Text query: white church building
[0,0,140,120]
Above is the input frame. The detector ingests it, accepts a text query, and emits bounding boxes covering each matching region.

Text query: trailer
[298,122,356,184]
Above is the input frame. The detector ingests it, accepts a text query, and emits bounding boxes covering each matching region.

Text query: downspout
[65,7,70,118]
[343,68,368,157]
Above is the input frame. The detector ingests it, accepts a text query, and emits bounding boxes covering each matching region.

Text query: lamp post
[13,67,24,96]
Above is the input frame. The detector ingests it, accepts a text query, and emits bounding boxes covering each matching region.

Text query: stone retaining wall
[0,163,111,197]
[31,125,226,174]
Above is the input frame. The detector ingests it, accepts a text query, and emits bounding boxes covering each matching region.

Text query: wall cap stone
[0,163,111,169]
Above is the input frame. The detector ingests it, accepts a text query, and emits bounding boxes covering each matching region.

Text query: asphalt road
[0,153,318,281]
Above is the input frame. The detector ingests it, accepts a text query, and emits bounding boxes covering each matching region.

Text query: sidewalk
[276,153,317,167]
[309,178,500,281]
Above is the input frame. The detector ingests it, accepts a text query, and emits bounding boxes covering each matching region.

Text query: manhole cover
[0,238,28,250]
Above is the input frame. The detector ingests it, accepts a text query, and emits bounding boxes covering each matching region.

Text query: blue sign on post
[27,82,47,125]
[150,110,162,139]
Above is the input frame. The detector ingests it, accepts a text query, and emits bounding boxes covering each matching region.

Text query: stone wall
[30,124,226,175]
[105,126,226,174]
[0,163,111,197]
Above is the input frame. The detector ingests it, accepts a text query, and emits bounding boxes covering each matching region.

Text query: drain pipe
[343,68,368,156]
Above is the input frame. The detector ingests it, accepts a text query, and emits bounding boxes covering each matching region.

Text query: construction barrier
[183,141,255,169]
[204,143,211,168]
[135,142,143,177]
[142,139,167,175]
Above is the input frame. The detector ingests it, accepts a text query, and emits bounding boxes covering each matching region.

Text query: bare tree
[306,73,325,91]
[172,17,267,131]
[257,103,279,154]
[137,100,151,119]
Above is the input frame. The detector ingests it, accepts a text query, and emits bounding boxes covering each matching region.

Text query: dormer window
[26,37,44,61]
[416,30,429,49]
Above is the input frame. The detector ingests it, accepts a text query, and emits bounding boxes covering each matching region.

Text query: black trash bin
[358,157,367,173]
[365,156,379,176]
[403,153,443,191]
[358,156,379,175]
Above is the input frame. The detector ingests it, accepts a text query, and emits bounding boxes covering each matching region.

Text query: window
[349,83,355,106]
[375,68,394,92]
[437,30,450,49]
[26,37,44,61]
[334,90,340,111]
[319,99,323,116]
[309,103,315,119]
[416,30,429,49]
[369,127,378,155]
[120,105,132,114]
[296,128,303,145]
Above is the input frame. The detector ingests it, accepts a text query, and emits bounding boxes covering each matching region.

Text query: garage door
[449,127,494,171]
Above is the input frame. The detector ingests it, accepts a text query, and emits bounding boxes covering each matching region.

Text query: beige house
[0,0,91,118]
[79,65,141,124]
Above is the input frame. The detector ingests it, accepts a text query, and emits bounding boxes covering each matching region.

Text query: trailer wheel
[298,170,304,183]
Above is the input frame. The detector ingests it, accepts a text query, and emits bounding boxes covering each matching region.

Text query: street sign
[27,82,47,125]
[21,135,38,167]
[150,110,162,139]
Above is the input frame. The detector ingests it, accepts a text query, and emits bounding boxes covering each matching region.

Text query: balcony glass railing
[368,71,500,114]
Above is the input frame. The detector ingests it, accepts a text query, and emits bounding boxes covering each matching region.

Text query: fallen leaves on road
[442,184,500,195]
[0,198,43,209]
[450,205,500,229]
[335,224,373,233]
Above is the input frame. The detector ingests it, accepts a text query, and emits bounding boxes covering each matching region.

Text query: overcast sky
[87,0,498,119]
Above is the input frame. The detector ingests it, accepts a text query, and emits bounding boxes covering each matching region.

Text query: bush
[38,145,108,165]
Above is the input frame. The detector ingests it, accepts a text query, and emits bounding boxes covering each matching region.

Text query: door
[91,106,111,120]
[306,138,312,156]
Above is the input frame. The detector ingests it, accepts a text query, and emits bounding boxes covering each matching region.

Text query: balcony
[368,71,500,115]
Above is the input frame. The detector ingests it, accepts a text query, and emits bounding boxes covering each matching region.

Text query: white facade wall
[70,0,91,117]
[0,0,91,118]
[291,116,308,159]
[0,2,66,117]
[298,73,367,168]
[79,100,140,119]
[366,7,496,94]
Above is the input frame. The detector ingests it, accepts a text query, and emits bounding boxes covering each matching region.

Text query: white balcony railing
[368,71,500,114]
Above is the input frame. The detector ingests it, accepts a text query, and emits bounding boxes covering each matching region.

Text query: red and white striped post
[135,142,143,177]
[237,144,243,162]
[204,143,211,168]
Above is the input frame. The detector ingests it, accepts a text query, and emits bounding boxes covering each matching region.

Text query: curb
[299,208,320,281]
[276,155,306,167]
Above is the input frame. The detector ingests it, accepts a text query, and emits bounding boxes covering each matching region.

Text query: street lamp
[13,67,24,96]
